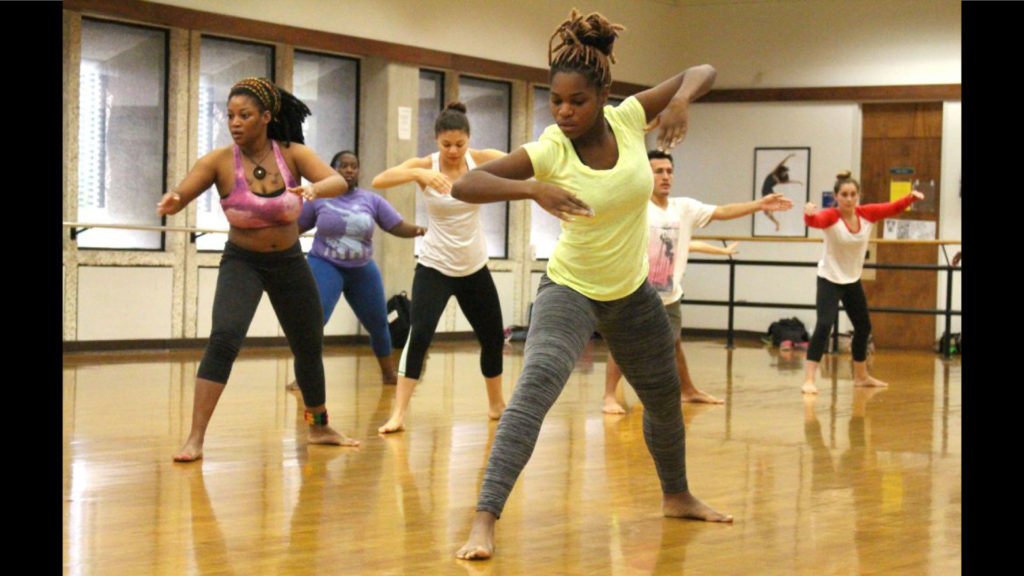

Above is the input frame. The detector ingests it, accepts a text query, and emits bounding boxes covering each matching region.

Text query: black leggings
[197,241,327,407]
[807,276,872,363]
[397,263,504,380]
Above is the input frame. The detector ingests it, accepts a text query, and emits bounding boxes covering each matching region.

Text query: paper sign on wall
[882,219,936,240]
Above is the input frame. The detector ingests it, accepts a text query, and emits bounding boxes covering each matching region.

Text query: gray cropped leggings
[476,275,688,518]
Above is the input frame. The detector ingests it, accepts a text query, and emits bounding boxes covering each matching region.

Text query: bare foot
[602,396,626,414]
[854,376,888,388]
[801,382,818,395]
[173,436,204,462]
[455,511,496,560]
[681,389,724,404]
[285,380,299,392]
[378,413,405,434]
[663,490,733,522]
[488,402,506,420]
[308,424,360,446]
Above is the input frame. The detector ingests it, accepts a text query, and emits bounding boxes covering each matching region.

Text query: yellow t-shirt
[523,96,653,301]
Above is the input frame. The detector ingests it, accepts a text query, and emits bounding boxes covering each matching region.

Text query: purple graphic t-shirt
[298,188,404,268]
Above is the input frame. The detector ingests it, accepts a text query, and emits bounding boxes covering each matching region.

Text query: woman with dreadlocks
[451,10,731,561]
[158,77,359,462]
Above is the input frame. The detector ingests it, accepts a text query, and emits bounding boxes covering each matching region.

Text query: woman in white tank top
[371,101,508,434]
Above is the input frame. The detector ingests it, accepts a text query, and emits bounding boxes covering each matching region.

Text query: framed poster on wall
[752,147,810,237]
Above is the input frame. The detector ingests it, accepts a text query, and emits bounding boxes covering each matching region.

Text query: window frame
[194,35,276,253]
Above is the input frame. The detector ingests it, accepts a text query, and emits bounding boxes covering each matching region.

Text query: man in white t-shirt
[603,150,793,413]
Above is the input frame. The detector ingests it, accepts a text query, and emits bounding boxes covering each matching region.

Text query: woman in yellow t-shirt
[451,9,732,561]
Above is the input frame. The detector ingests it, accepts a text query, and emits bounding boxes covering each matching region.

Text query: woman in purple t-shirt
[290,150,424,387]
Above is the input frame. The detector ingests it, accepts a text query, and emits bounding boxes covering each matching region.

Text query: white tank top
[416,151,489,277]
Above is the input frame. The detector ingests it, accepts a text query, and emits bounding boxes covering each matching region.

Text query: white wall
[77,267,174,340]
[150,0,961,88]
[659,101,861,334]
[937,101,962,335]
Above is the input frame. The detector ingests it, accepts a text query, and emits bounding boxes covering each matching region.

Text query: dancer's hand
[910,190,925,201]
[288,184,319,201]
[804,202,818,217]
[760,192,794,212]
[533,182,593,221]
[157,191,183,215]
[653,99,690,152]
[416,169,452,194]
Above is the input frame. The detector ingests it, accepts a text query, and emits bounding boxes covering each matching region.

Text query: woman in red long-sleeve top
[800,170,924,395]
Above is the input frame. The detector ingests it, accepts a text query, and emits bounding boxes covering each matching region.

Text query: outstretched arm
[451,148,592,221]
[711,192,794,221]
[803,202,841,229]
[157,151,220,215]
[773,153,796,172]
[689,240,739,256]
[858,191,924,222]
[634,64,717,151]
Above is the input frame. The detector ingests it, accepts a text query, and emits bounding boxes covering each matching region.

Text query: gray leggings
[476,275,688,518]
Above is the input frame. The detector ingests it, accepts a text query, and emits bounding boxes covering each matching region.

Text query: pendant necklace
[242,144,272,180]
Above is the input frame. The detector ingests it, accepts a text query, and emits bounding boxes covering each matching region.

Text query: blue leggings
[307,255,392,358]
[476,275,687,518]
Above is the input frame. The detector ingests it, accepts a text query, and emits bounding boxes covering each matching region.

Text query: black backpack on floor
[387,292,412,349]
[767,317,809,346]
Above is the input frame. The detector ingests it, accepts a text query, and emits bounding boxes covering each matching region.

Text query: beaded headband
[231,77,281,119]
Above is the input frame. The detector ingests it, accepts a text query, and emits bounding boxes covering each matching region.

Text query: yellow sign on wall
[890,180,913,211]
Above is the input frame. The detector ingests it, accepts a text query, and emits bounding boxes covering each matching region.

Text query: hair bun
[836,170,852,179]
[579,33,616,55]
[443,101,467,114]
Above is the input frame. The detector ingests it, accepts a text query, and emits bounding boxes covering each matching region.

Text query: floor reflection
[63,340,961,575]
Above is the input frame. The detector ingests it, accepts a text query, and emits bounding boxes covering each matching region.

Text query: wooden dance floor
[62,338,961,575]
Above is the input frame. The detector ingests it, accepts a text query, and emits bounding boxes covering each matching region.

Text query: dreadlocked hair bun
[548,9,625,89]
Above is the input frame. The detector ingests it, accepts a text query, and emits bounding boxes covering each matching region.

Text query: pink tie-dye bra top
[221,140,303,229]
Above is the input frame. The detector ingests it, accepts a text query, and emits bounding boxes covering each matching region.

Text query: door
[859,102,942,350]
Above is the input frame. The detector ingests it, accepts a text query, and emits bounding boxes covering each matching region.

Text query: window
[194,37,273,251]
[414,69,444,256]
[454,76,511,259]
[77,19,167,250]
[529,86,559,260]
[293,51,359,251]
